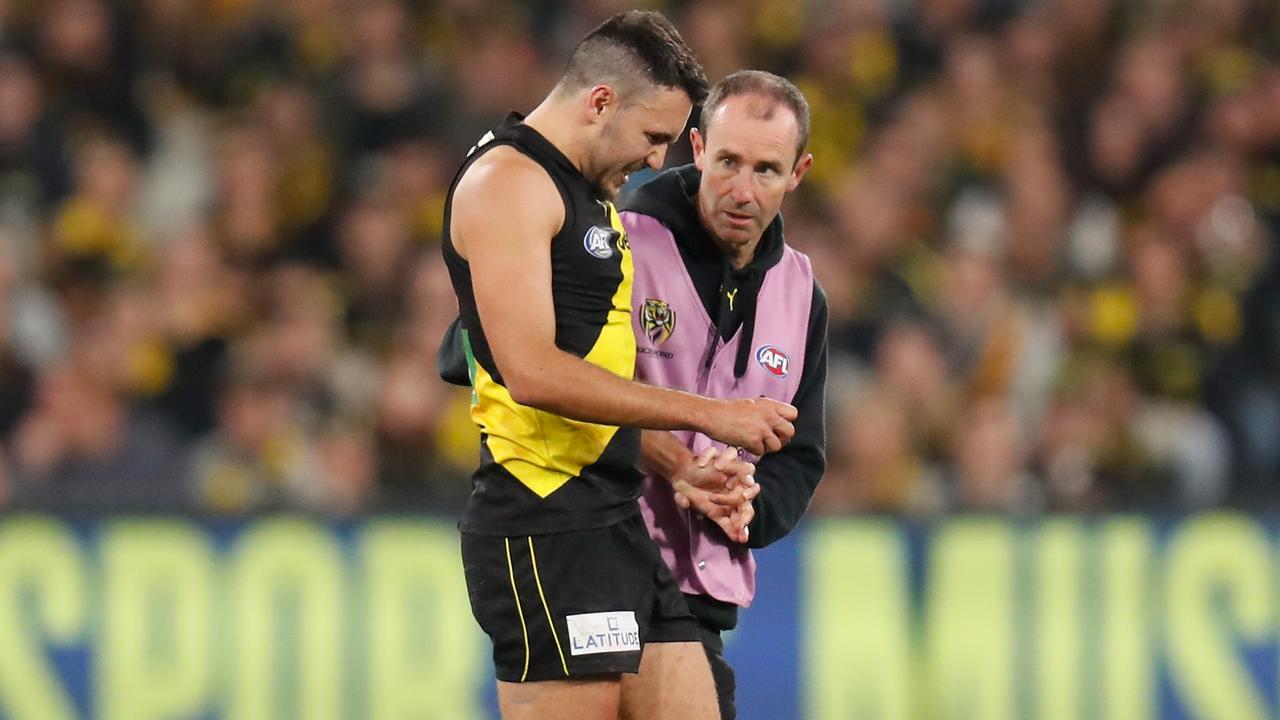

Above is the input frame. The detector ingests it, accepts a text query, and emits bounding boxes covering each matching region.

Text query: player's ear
[586,85,616,123]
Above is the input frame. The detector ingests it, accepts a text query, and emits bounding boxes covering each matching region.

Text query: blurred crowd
[0,0,1276,516]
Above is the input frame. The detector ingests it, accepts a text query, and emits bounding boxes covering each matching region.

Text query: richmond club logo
[756,345,790,377]
[640,298,676,345]
[583,226,617,259]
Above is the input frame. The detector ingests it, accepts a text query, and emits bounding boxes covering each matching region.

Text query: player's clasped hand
[671,446,759,543]
[706,397,797,456]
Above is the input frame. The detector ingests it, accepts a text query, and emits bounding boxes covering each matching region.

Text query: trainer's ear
[690,127,706,170]
[788,153,813,191]
[586,84,616,123]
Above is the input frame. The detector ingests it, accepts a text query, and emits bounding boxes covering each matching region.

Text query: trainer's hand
[672,448,759,543]
[701,398,797,456]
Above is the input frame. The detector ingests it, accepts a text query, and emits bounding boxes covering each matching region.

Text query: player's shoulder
[453,146,565,228]
[457,145,556,198]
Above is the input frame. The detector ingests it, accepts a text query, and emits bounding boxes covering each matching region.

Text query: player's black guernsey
[442,113,643,536]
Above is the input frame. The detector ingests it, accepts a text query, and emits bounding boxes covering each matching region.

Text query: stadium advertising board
[0,514,1276,719]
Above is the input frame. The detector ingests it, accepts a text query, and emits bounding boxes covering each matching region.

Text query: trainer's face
[590,85,691,199]
[692,94,811,261]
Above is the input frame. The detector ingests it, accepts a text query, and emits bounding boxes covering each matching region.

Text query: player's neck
[523,100,588,175]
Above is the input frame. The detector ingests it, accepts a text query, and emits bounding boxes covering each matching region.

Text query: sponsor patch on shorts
[565,611,640,656]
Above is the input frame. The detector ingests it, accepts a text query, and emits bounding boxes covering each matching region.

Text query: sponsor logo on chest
[583,226,618,259]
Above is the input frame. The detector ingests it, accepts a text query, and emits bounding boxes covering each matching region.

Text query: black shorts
[461,512,701,682]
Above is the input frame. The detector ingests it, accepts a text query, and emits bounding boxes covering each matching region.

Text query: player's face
[692,94,811,253]
[590,85,692,200]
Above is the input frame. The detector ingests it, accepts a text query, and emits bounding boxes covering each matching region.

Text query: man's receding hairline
[709,92,794,120]
[700,71,811,161]
[703,93,803,142]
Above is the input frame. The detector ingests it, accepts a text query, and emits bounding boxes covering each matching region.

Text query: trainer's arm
[745,281,829,548]
[451,150,794,453]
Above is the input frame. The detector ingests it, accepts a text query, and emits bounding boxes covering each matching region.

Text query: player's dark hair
[558,11,709,105]
[701,70,811,163]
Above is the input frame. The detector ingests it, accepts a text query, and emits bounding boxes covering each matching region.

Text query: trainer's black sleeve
[746,280,827,549]
[437,316,470,386]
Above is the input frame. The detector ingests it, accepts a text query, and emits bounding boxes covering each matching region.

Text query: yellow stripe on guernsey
[470,202,635,497]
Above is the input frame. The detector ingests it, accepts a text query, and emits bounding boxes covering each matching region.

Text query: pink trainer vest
[623,210,815,607]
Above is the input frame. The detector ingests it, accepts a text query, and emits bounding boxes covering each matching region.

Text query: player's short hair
[701,70,811,164]
[557,11,709,105]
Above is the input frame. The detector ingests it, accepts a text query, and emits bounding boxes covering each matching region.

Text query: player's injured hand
[671,446,758,543]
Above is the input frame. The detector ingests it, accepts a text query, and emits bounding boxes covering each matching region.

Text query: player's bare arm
[453,149,797,455]
[640,430,756,497]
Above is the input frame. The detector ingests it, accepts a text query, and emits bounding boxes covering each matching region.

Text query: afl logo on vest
[756,345,790,377]
[583,226,616,259]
